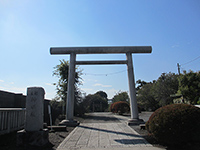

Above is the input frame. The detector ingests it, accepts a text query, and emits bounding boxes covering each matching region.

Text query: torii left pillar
[59,53,79,126]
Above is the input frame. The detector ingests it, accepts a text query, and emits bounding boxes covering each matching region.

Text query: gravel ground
[0,127,75,150]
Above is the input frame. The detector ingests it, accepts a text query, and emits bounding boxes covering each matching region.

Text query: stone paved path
[57,123,163,150]
[57,113,165,150]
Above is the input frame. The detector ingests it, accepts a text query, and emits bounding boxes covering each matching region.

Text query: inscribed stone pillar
[25,87,45,131]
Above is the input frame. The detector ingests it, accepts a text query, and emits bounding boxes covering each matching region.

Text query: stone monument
[17,87,49,147]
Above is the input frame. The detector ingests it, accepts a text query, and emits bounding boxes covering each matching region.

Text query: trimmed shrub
[110,101,130,114]
[146,104,200,145]
[109,103,114,112]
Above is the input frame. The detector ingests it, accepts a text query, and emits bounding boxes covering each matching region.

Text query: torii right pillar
[126,52,144,125]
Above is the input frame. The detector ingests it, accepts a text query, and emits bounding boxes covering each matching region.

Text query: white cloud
[0,86,5,89]
[0,86,26,95]
[81,88,93,92]
[93,83,112,88]
[0,80,26,94]
[45,83,54,86]
[0,80,4,82]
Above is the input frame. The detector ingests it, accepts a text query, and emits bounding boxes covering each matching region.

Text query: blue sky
[0,0,200,99]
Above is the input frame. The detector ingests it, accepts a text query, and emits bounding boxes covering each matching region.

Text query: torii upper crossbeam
[50,46,152,54]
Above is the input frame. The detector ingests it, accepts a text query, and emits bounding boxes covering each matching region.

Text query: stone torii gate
[50,46,152,125]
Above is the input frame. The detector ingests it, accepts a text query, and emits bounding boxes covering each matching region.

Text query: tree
[135,71,200,110]
[53,59,84,115]
[49,99,63,124]
[178,70,200,104]
[136,79,148,92]
[112,91,129,103]
[82,91,108,112]
[136,73,179,111]
[153,72,179,106]
[137,83,159,111]
[95,91,108,100]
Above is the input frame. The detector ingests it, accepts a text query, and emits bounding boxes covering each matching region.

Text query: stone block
[140,124,146,130]
[127,118,144,126]
[47,126,67,131]
[59,119,80,127]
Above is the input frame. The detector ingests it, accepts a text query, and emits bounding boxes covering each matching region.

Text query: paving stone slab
[57,123,159,150]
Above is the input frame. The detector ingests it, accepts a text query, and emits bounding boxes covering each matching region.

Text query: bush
[110,101,130,114]
[50,100,63,125]
[109,103,114,112]
[146,104,200,145]
[74,103,85,116]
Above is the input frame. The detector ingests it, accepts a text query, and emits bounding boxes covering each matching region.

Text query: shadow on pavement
[79,125,141,138]
[83,112,120,123]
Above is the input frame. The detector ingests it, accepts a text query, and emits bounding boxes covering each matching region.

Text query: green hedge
[146,104,200,145]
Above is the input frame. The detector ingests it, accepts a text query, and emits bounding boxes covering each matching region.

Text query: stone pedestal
[127,118,144,126]
[17,129,49,147]
[59,119,80,127]
[17,87,49,147]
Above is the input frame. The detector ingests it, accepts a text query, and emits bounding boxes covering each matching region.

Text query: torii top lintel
[50,46,152,55]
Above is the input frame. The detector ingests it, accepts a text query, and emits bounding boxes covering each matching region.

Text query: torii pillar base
[127,118,144,126]
[59,119,80,127]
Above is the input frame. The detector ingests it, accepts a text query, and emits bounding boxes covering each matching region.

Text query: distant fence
[0,108,26,135]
